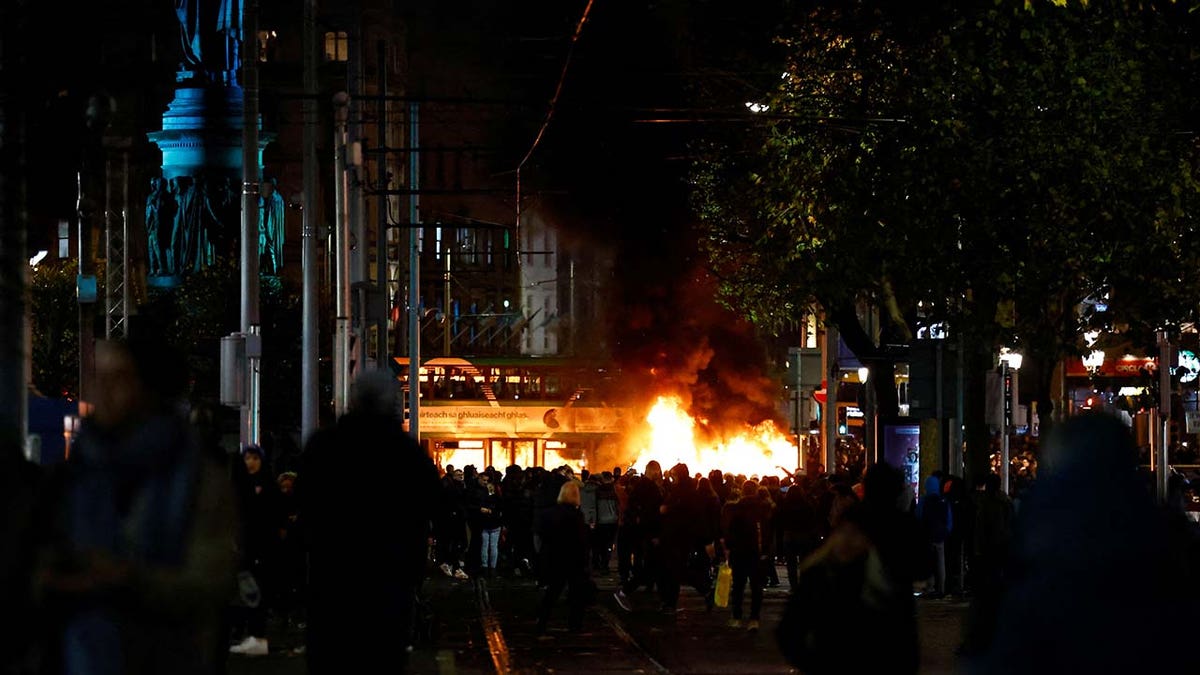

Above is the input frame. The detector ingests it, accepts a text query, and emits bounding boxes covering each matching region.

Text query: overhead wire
[515,0,597,270]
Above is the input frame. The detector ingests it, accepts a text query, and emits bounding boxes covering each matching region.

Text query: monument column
[147,0,273,288]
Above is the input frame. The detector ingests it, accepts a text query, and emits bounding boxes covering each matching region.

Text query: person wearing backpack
[916,474,952,598]
[593,472,620,573]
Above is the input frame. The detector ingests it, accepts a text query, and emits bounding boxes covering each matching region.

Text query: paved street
[230,566,969,675]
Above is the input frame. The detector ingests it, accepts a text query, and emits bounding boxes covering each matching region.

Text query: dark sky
[404,0,791,422]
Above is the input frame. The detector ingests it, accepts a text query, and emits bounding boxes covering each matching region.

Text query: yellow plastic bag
[714,562,732,608]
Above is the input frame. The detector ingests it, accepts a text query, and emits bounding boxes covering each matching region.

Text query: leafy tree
[692,0,1200,478]
[142,259,303,433]
[29,259,88,398]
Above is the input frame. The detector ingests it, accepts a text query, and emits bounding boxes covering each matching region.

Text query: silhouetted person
[971,413,1194,674]
[33,337,237,675]
[536,481,593,634]
[228,445,280,656]
[958,472,1012,656]
[1,431,45,675]
[778,463,927,675]
[298,369,440,674]
[916,474,952,597]
[723,480,772,629]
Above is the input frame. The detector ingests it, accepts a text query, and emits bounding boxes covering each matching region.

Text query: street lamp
[1082,349,1106,374]
[998,349,1023,494]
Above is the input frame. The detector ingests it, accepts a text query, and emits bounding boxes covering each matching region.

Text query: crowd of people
[4,334,1200,675]
[419,454,1002,642]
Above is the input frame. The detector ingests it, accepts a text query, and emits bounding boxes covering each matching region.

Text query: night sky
[403,0,793,422]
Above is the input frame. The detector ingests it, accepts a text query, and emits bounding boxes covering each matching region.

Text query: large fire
[625,395,799,478]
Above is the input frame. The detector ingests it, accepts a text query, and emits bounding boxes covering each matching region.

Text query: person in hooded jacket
[916,474,952,598]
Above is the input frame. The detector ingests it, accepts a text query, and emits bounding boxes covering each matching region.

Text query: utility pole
[952,329,965,478]
[442,246,450,356]
[77,95,109,412]
[375,39,389,369]
[333,92,351,418]
[103,149,131,340]
[406,102,420,438]
[1000,358,1011,494]
[823,323,839,474]
[568,258,576,355]
[300,0,318,443]
[864,307,877,466]
[1157,329,1172,503]
[240,0,262,449]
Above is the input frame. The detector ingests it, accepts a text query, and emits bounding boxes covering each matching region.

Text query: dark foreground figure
[298,370,441,674]
[971,413,1199,674]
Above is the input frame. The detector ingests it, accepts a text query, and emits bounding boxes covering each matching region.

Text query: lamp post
[1157,329,1171,504]
[999,350,1023,494]
[859,365,875,465]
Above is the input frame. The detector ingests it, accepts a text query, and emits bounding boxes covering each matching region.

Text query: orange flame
[626,395,799,478]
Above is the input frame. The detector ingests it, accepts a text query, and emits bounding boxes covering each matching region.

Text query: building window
[324,31,349,62]
[57,220,70,259]
[543,335,550,351]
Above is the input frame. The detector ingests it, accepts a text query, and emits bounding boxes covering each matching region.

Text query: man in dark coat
[533,466,570,584]
[298,370,441,674]
[613,461,664,610]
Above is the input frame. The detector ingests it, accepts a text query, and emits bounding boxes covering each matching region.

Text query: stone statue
[174,0,243,84]
[175,0,204,73]
[259,177,286,275]
[171,176,210,274]
[145,177,176,277]
[203,176,237,261]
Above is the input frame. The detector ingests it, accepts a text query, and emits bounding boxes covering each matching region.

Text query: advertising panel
[881,422,921,504]
[417,405,627,436]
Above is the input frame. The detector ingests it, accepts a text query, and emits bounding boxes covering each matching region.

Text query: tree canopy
[693,0,1200,420]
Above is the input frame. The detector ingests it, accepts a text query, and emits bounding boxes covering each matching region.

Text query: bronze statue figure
[145,177,176,277]
[174,0,243,84]
[259,177,286,275]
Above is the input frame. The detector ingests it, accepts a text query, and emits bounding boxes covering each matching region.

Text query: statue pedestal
[146,81,274,282]
[148,85,263,180]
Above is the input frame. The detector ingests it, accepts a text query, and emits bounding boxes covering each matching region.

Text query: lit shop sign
[1179,350,1200,384]
[1065,355,1156,378]
[418,406,629,435]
